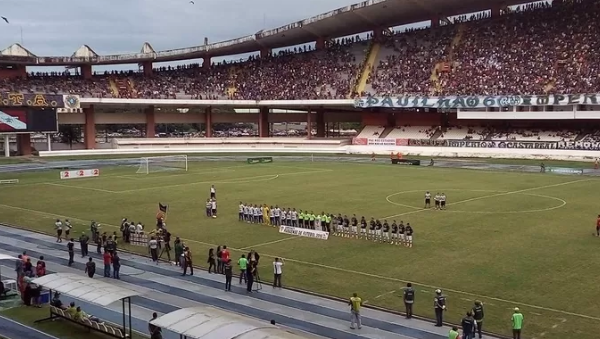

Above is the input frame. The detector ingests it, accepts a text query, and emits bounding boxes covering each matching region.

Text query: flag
[1,17,8,24]
[158,203,168,213]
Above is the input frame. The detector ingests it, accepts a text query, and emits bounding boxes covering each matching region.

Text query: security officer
[403,283,415,319]
[472,300,484,339]
[433,289,446,327]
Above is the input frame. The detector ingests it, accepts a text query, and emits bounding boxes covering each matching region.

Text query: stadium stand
[356,125,385,138]
[1,0,599,98]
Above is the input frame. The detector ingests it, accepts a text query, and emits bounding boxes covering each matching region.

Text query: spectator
[85,257,96,278]
[74,306,100,322]
[51,292,67,310]
[103,250,112,277]
[112,251,121,279]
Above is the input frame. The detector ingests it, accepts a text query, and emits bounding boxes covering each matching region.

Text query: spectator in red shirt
[103,251,112,277]
[221,245,230,263]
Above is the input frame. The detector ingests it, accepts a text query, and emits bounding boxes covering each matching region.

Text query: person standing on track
[349,293,363,330]
[403,283,415,318]
[67,238,75,266]
[511,307,524,339]
[224,259,233,291]
[433,289,446,327]
[472,300,484,339]
[210,185,216,199]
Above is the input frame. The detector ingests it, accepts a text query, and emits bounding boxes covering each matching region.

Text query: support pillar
[46,133,52,152]
[202,57,211,69]
[3,135,9,157]
[306,109,313,140]
[81,65,92,79]
[372,29,383,41]
[145,106,155,138]
[260,48,271,58]
[142,61,153,76]
[431,16,440,27]
[315,37,325,50]
[205,107,212,137]
[490,5,501,17]
[84,106,96,149]
[258,107,269,137]
[16,134,31,156]
[316,109,325,138]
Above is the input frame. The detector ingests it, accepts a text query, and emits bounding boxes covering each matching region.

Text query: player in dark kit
[398,221,405,246]
[424,191,431,208]
[382,220,390,243]
[405,223,414,248]
[391,221,398,244]
[360,217,367,239]
[342,215,350,238]
[351,215,358,238]
[375,219,383,242]
[368,218,376,240]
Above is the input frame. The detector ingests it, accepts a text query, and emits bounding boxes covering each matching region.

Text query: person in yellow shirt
[66,302,77,318]
[349,293,362,330]
[263,205,270,226]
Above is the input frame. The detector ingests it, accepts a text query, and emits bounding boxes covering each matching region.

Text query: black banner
[408,139,600,151]
[0,92,64,107]
[391,159,421,166]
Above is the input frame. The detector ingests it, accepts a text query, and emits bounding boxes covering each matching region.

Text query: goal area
[136,155,188,174]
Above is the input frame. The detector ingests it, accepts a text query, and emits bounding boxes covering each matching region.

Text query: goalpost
[136,155,189,174]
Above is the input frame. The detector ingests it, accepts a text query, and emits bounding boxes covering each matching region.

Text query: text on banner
[60,169,100,179]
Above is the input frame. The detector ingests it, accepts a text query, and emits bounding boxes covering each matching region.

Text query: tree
[58,125,82,149]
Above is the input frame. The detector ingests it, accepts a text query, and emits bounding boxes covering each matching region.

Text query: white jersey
[210,187,216,194]
[239,204,244,213]
[211,201,217,209]
[55,221,62,230]
[244,206,250,214]
[425,193,431,199]
[269,209,275,217]
[274,208,280,217]
[435,195,441,201]
[254,207,260,216]
[281,210,287,219]
[291,211,297,220]
[440,194,446,202]
[286,211,292,219]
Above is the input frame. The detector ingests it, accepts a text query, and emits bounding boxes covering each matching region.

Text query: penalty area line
[1,203,599,322]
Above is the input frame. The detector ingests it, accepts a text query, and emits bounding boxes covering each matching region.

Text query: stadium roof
[150,307,314,339]
[0,0,532,66]
[32,273,144,306]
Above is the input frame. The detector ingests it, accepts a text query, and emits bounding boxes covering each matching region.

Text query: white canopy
[150,307,312,339]
[32,273,143,306]
[0,254,18,261]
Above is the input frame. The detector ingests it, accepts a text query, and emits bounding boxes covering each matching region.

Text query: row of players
[425,192,448,209]
[237,203,414,247]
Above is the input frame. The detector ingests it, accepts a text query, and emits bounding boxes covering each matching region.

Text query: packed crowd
[1,0,599,98]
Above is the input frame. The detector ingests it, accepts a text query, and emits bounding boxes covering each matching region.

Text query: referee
[433,289,446,327]
[472,300,484,339]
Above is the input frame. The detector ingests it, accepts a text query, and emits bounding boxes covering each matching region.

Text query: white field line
[386,189,568,215]
[374,290,396,299]
[116,169,332,193]
[1,182,600,321]
[240,236,298,250]
[36,169,332,194]
[381,179,591,219]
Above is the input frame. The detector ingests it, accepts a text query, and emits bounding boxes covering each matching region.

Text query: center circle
[385,189,566,214]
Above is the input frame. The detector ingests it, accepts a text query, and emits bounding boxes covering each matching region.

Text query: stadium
[1,0,600,339]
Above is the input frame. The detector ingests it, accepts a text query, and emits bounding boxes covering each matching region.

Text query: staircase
[429,24,466,95]
[349,41,381,97]
[430,128,443,140]
[108,79,120,97]
[226,67,238,98]
[113,78,133,98]
[379,126,395,138]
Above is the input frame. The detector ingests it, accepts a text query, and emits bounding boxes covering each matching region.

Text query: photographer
[148,237,159,263]
[273,257,284,288]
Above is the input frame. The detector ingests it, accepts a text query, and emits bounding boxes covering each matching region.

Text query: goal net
[136,155,188,174]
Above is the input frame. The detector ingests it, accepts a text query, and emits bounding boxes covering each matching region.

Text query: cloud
[0,0,360,57]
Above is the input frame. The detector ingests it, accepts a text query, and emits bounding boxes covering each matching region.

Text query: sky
[0,0,367,71]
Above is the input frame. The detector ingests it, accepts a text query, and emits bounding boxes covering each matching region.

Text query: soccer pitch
[1,157,599,338]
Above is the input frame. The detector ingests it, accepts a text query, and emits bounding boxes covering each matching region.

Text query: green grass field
[1,158,600,338]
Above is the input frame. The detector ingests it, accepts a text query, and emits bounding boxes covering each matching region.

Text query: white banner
[60,169,100,179]
[279,226,329,240]
[354,94,600,109]
[367,138,396,146]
